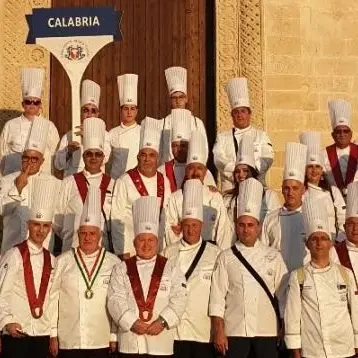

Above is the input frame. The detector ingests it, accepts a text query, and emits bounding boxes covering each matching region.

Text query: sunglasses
[24,99,42,106]
[84,151,104,158]
[22,155,40,163]
[82,107,98,114]
[334,129,351,134]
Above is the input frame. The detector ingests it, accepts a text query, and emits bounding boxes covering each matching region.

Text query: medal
[73,248,106,300]
[140,310,153,322]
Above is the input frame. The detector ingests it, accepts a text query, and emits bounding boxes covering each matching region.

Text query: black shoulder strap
[231,245,281,328]
[232,128,238,155]
[185,241,207,280]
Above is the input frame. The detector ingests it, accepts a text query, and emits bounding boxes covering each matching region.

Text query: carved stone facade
[0,0,51,126]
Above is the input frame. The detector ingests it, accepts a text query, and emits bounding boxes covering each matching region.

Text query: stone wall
[0,0,51,129]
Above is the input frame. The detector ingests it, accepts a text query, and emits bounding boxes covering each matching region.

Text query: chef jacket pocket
[200,269,213,283]
[101,274,111,288]
[158,278,171,296]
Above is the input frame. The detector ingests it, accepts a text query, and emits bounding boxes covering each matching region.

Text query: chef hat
[236,178,263,221]
[79,185,102,228]
[29,177,61,222]
[83,117,106,152]
[235,134,257,170]
[226,77,250,110]
[24,117,50,155]
[117,74,138,106]
[328,99,352,129]
[303,195,330,239]
[133,196,161,238]
[21,67,45,99]
[139,117,162,153]
[182,179,203,221]
[346,181,358,219]
[171,109,192,142]
[81,79,100,108]
[283,142,307,183]
[187,131,208,166]
[165,66,187,95]
[299,131,324,167]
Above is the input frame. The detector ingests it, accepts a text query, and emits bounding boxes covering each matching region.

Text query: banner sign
[26,7,123,138]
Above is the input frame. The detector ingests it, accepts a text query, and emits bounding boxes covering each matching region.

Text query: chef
[163,179,220,358]
[158,108,216,191]
[49,186,120,358]
[109,73,141,179]
[0,177,59,358]
[161,66,208,164]
[111,117,171,258]
[209,178,287,358]
[54,117,114,253]
[284,196,358,358]
[0,117,61,253]
[107,196,187,357]
[54,79,111,178]
[164,131,233,249]
[213,77,273,191]
[261,142,309,273]
[0,67,59,176]
[323,99,358,199]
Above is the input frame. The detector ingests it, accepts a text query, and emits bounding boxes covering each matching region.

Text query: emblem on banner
[62,40,88,61]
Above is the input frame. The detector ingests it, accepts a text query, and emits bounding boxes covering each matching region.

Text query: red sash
[334,241,358,294]
[74,172,111,207]
[17,241,52,319]
[326,143,358,191]
[165,160,177,193]
[127,168,165,208]
[125,255,168,322]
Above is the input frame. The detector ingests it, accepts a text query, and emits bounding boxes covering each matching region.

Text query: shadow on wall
[0,109,22,133]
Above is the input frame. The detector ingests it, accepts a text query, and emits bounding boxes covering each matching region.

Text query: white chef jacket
[0,115,60,176]
[224,187,281,230]
[107,255,187,355]
[304,183,346,240]
[50,248,120,349]
[53,170,114,252]
[323,145,358,191]
[160,114,208,164]
[261,206,310,272]
[54,130,111,178]
[285,262,358,358]
[111,171,171,255]
[109,123,141,180]
[0,240,55,336]
[0,171,60,253]
[163,239,221,343]
[164,185,234,249]
[213,126,274,192]
[158,161,217,190]
[209,241,287,337]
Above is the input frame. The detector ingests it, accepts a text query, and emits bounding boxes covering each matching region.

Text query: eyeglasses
[24,99,41,106]
[334,129,351,134]
[22,155,40,163]
[82,107,98,114]
[84,151,104,158]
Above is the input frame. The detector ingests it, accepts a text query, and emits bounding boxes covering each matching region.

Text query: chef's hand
[146,319,165,336]
[130,319,149,335]
[49,336,59,357]
[5,323,24,338]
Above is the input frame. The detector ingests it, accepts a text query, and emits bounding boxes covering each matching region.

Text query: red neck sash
[127,168,165,208]
[74,172,111,207]
[326,143,358,191]
[165,160,177,193]
[125,255,168,322]
[17,241,52,319]
[334,241,358,294]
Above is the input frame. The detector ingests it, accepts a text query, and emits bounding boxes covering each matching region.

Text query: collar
[78,247,101,258]
[21,114,37,122]
[27,239,43,255]
[234,125,252,135]
[279,205,302,216]
[139,171,157,180]
[179,238,202,251]
[308,261,332,273]
[235,239,260,250]
[83,169,103,179]
[346,240,358,251]
[120,122,138,129]
[307,182,323,191]
[136,255,157,265]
